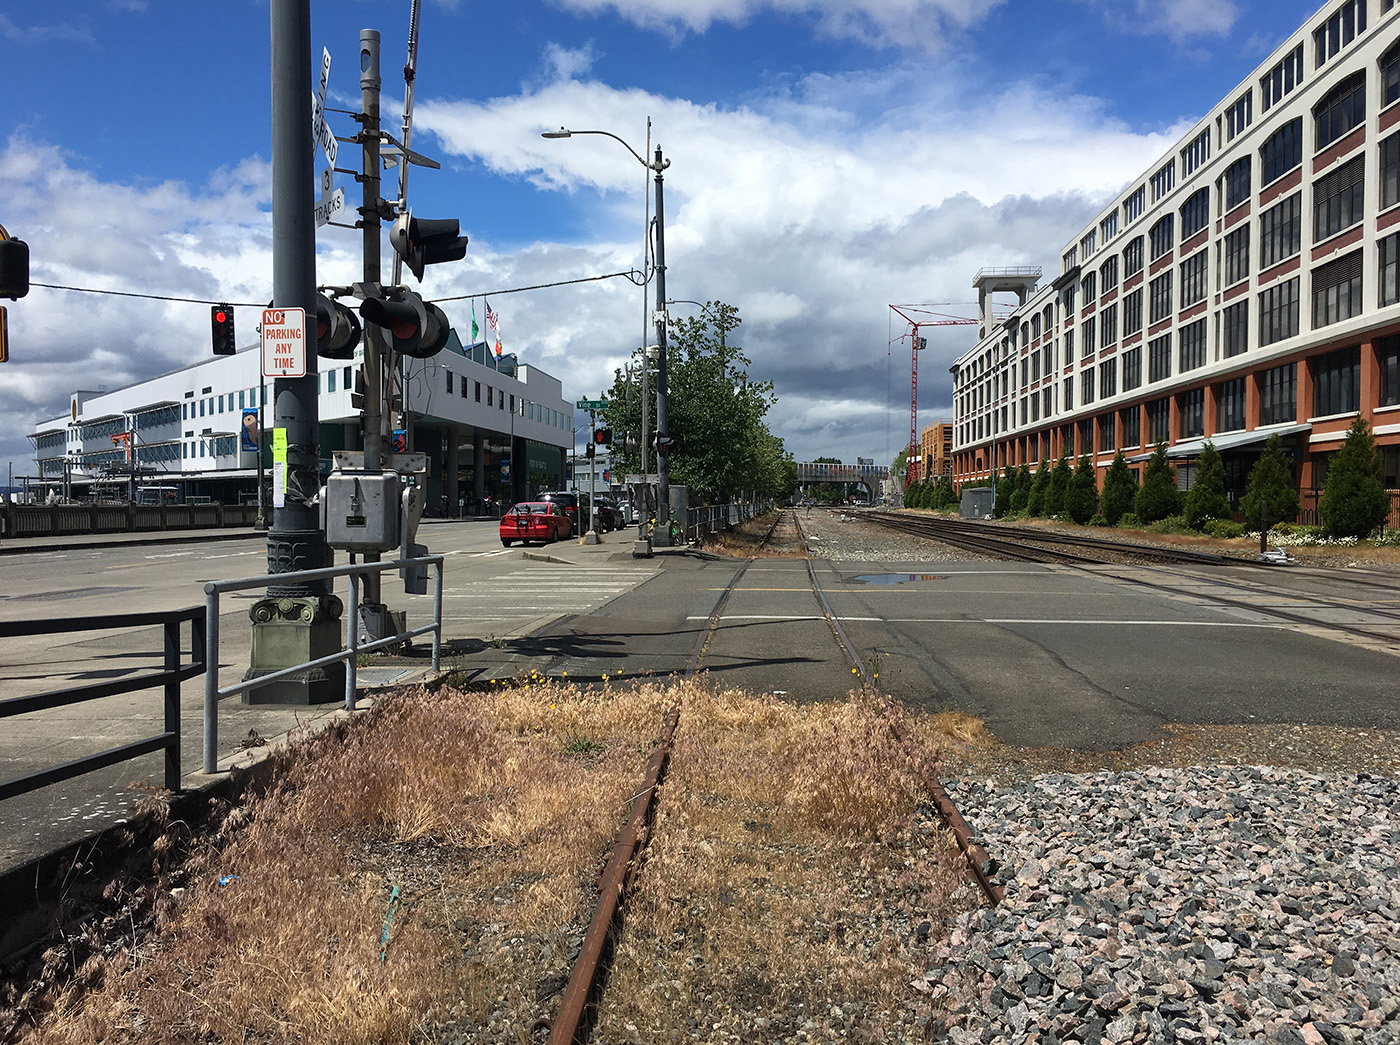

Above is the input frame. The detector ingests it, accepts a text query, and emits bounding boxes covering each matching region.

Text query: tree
[1064,455,1098,524]
[1026,458,1051,516]
[1136,442,1182,523]
[931,474,956,509]
[1100,450,1137,526]
[1183,441,1231,530]
[1240,434,1299,530]
[1320,417,1390,538]
[600,302,793,502]
[1046,455,1073,517]
[1009,464,1032,513]
[995,465,1016,516]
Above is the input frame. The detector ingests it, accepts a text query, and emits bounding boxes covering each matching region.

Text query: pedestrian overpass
[794,461,888,500]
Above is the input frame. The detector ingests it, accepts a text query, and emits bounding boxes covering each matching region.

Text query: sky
[0,0,1325,482]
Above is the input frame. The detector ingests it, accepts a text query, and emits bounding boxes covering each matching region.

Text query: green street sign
[575,399,609,410]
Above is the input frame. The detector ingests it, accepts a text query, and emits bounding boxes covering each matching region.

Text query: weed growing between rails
[594,684,981,1042]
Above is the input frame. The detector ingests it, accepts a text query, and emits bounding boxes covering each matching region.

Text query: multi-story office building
[919,421,954,478]
[28,331,576,512]
[953,0,1400,510]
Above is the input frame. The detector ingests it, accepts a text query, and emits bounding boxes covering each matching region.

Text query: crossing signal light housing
[359,287,451,359]
[390,212,468,282]
[211,303,236,355]
[0,232,28,300]
[315,293,362,359]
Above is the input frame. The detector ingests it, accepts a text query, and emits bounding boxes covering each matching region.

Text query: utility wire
[29,267,646,309]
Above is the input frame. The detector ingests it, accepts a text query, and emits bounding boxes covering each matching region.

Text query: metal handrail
[202,556,444,774]
[0,607,206,800]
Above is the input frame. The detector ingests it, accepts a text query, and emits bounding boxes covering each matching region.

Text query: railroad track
[863,510,1400,646]
[539,507,1000,1044]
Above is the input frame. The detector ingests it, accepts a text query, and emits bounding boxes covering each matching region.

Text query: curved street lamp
[543,125,676,545]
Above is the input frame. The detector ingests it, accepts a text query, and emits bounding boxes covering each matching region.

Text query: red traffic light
[211,303,236,355]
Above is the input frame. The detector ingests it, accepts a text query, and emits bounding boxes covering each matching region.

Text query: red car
[500,501,574,546]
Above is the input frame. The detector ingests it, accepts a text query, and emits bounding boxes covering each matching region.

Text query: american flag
[485,301,499,332]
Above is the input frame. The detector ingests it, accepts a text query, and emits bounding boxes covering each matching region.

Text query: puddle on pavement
[852,573,945,585]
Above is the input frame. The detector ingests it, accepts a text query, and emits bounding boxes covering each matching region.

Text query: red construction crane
[889,305,977,485]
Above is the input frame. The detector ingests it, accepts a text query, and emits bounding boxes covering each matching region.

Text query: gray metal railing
[0,607,206,800]
[684,501,772,542]
[202,556,444,773]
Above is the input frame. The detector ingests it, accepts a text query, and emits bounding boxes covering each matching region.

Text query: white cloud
[545,0,1003,50]
[1080,0,1241,42]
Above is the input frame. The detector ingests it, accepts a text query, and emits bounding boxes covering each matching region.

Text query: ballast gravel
[921,765,1399,1044]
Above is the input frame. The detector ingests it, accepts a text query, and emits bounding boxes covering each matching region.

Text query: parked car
[582,494,618,532]
[500,501,573,546]
[538,491,581,533]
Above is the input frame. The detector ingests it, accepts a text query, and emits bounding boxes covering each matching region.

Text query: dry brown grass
[6,679,978,1044]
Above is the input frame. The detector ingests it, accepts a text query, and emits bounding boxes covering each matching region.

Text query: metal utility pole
[246,0,343,704]
[652,145,672,544]
[358,28,389,632]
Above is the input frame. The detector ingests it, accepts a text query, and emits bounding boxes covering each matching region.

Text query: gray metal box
[326,471,401,551]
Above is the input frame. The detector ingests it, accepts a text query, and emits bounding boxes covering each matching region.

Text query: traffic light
[211,303,236,355]
[653,433,671,457]
[389,212,468,281]
[359,287,450,358]
[315,293,362,359]
[0,233,27,300]
[593,428,612,446]
[585,444,595,459]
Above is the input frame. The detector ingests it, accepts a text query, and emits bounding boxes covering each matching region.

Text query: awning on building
[1126,422,1312,463]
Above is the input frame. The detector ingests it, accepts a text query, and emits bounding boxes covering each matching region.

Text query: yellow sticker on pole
[271,428,288,508]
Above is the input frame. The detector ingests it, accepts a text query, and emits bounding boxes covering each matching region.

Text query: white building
[29,328,576,513]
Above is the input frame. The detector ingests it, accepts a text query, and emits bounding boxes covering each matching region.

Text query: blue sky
[0,0,1325,482]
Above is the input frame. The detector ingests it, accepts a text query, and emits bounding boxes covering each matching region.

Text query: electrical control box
[325,470,402,551]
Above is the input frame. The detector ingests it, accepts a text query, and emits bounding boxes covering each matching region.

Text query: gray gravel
[921,765,1400,1043]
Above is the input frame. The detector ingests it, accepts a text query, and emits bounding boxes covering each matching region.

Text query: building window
[1217,378,1247,432]
[1180,389,1205,439]
[1180,251,1208,309]
[1100,411,1117,451]
[1079,418,1094,453]
[1082,271,1098,305]
[1262,43,1305,112]
[1152,159,1176,202]
[1043,387,1053,417]
[1182,128,1212,176]
[1081,369,1096,406]
[1147,398,1170,443]
[487,387,494,407]
[1259,276,1301,346]
[1082,316,1097,356]
[1226,90,1254,140]
[1122,404,1141,447]
[1123,346,1143,391]
[1063,246,1079,272]
[1314,71,1366,152]
[1101,303,1118,347]
[328,370,336,393]
[1064,379,1074,411]
[1065,329,1075,362]
[1149,272,1174,324]
[1101,212,1119,242]
[1223,156,1252,212]
[1100,358,1118,400]
[1259,363,1298,425]
[1381,230,1400,305]
[1312,250,1363,327]
[1314,155,1364,241]
[1124,186,1146,224]
[1123,288,1143,337]
[1260,192,1302,269]
[1149,215,1175,261]
[475,381,481,402]
[1313,0,1366,68]
[1378,335,1400,405]
[1383,40,1400,108]
[1149,334,1173,383]
[1179,318,1208,372]
[446,371,454,395]
[1223,300,1250,357]
[1100,256,1119,294]
[1123,236,1144,279]
[1180,188,1211,240]
[1224,225,1251,287]
[1261,117,1303,187]
[1383,131,1400,211]
[1312,344,1360,415]
[1081,230,1097,258]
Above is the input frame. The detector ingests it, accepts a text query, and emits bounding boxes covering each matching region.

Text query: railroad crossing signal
[389,212,468,282]
[359,287,450,358]
[0,234,28,300]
